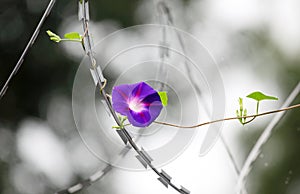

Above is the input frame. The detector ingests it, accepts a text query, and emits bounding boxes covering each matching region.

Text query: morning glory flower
[112,82,163,127]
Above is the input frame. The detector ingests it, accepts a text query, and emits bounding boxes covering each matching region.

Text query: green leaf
[46,30,61,42]
[46,30,58,37]
[64,32,81,40]
[50,37,61,42]
[238,97,243,111]
[246,91,278,102]
[236,109,243,125]
[158,91,168,106]
[236,110,240,117]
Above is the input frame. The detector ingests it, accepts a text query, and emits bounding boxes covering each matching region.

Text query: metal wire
[236,82,300,194]
[55,1,191,194]
[0,0,56,99]
[156,0,242,184]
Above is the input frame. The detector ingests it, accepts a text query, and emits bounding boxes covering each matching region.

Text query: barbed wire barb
[0,0,56,100]
[55,1,191,194]
[56,126,151,194]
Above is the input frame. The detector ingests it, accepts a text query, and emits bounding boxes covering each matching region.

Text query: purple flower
[112,82,163,127]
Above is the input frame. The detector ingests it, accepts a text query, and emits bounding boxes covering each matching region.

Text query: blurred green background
[0,0,299,194]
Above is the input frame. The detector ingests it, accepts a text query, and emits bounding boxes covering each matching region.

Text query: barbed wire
[2,1,297,194]
[155,0,243,191]
[156,1,203,99]
[155,1,170,91]
[55,129,148,194]
[55,1,191,194]
[155,6,299,194]
[0,0,56,100]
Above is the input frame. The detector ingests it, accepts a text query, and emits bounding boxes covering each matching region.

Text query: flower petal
[112,83,139,115]
[131,82,157,100]
[112,102,129,116]
[142,92,162,105]
[112,82,163,127]
[128,93,163,127]
[142,93,163,123]
[127,110,151,127]
[147,101,163,124]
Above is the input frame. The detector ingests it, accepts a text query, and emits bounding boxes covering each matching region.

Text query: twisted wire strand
[155,0,171,91]
[156,1,242,190]
[0,0,56,99]
[55,130,147,194]
[66,1,190,194]
[236,82,300,194]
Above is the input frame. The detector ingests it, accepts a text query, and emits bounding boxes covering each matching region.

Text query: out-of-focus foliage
[0,1,138,193]
[0,0,139,126]
[0,0,299,194]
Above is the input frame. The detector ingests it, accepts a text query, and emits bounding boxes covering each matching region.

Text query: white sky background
[13,0,300,194]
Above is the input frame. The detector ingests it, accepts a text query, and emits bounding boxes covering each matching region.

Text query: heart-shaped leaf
[246,91,278,102]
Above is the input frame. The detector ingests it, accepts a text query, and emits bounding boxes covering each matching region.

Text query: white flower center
[129,98,144,112]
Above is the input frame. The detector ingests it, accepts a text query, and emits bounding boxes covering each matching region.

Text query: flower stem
[153,103,300,129]
[256,101,260,114]
[60,38,82,42]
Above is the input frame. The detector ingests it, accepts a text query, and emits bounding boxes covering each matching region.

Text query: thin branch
[154,103,300,128]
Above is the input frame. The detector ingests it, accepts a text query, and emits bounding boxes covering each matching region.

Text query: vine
[1,0,299,194]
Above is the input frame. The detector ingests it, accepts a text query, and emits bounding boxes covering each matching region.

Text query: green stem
[242,101,260,125]
[256,101,260,114]
[153,103,300,129]
[60,38,82,43]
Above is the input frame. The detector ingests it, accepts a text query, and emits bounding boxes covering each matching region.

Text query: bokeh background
[0,0,299,194]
